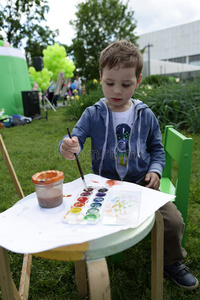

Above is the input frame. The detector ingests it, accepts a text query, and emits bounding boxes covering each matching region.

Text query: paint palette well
[63,186,109,225]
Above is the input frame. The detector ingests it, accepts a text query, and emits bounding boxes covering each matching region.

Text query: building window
[168,57,186,64]
[189,54,200,66]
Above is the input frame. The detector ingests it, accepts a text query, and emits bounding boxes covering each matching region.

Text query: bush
[142,75,171,86]
[134,77,200,133]
[65,77,200,133]
[85,79,101,93]
[65,87,104,120]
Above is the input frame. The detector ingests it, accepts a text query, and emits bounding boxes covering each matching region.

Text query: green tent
[0,47,31,116]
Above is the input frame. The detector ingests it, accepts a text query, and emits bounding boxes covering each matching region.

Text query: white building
[138,20,200,78]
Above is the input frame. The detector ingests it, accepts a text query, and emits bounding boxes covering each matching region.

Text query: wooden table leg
[75,260,87,296]
[0,246,21,300]
[86,258,111,300]
[151,211,164,300]
[19,253,32,300]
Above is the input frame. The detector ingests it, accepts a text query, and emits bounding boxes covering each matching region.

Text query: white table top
[0,174,174,254]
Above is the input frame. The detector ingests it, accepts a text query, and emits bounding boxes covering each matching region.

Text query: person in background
[48,80,58,107]
[73,74,82,96]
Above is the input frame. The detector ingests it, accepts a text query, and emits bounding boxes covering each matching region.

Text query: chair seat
[160,177,175,197]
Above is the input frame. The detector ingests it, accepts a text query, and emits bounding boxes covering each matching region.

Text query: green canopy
[0,47,31,116]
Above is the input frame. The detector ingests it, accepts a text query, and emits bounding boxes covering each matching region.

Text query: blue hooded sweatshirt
[59,98,165,183]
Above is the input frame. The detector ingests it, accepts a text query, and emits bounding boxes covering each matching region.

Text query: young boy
[59,40,198,290]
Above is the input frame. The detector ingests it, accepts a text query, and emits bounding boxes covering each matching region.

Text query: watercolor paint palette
[63,186,109,225]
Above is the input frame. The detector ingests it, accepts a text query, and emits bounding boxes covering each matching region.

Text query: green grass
[0,107,200,299]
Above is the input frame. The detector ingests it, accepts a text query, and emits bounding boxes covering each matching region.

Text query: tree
[69,0,138,80]
[0,0,58,64]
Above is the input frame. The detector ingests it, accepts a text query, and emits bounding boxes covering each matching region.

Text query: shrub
[65,87,104,120]
[65,77,200,133]
[85,79,101,93]
[135,77,200,133]
[142,75,171,86]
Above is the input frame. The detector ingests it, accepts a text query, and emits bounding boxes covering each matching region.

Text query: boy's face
[101,63,142,112]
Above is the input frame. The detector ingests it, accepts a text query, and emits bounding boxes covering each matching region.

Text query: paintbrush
[67,127,88,191]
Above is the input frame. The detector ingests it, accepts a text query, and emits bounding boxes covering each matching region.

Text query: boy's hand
[60,136,79,160]
[145,172,160,190]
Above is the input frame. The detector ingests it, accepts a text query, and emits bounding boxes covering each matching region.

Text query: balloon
[3,42,10,47]
[29,66,36,74]
[43,43,76,80]
[28,67,51,91]
[0,40,4,46]
[71,83,76,90]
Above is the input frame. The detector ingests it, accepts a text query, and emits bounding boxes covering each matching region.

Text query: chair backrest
[160,125,193,245]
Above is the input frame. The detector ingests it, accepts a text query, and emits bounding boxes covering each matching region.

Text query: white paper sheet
[0,174,175,254]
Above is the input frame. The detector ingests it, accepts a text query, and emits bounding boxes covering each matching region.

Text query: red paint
[74,202,85,207]
[77,196,88,203]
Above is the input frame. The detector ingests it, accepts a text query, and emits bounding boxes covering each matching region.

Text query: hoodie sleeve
[58,107,91,156]
[146,111,165,178]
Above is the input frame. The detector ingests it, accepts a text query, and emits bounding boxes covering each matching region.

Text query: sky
[46,0,200,45]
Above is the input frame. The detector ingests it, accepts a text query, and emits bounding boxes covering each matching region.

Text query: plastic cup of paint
[32,170,64,208]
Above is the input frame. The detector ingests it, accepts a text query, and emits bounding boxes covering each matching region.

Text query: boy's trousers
[159,201,187,266]
[138,180,187,266]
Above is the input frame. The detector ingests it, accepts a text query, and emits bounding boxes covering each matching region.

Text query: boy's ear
[99,72,102,82]
[136,74,142,88]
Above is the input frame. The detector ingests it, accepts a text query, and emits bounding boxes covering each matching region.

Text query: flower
[142,91,147,96]
[73,89,78,95]
[93,79,98,84]
[75,95,79,100]
[175,78,180,83]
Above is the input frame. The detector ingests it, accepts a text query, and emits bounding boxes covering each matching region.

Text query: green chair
[111,125,193,263]
[160,125,193,246]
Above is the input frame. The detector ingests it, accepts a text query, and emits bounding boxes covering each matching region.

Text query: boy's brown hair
[99,40,143,80]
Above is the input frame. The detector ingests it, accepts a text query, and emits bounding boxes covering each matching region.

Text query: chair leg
[0,246,21,300]
[86,258,111,300]
[74,260,87,296]
[19,254,32,300]
[151,211,164,300]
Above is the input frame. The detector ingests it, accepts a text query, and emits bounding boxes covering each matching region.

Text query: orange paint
[63,194,72,197]
[91,180,99,183]
[106,179,121,187]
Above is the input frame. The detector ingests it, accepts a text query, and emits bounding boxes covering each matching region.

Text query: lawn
[0,106,199,299]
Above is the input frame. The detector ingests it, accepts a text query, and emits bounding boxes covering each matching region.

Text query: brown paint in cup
[32,170,64,208]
